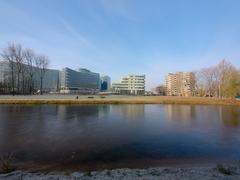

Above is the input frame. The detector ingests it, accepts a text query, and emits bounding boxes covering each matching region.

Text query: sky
[0,0,240,90]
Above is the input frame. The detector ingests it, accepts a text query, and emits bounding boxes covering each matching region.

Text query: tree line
[196,59,240,98]
[0,43,50,95]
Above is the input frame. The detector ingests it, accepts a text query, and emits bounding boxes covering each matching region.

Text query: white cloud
[57,17,91,47]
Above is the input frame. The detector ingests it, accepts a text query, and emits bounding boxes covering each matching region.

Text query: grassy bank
[0,96,239,106]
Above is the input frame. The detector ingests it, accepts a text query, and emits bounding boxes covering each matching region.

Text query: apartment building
[166,72,195,97]
[112,75,145,95]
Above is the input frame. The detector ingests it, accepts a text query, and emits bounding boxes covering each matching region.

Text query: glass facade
[0,61,60,92]
[60,67,100,93]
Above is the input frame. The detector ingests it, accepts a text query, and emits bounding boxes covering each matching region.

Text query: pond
[0,104,240,171]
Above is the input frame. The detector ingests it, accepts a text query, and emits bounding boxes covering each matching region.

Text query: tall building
[100,75,111,91]
[60,67,100,94]
[112,74,145,95]
[166,72,195,96]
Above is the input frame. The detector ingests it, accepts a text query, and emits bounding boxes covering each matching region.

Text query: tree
[215,59,238,98]
[1,44,17,96]
[196,67,218,97]
[196,59,240,98]
[11,44,24,94]
[35,55,49,95]
[23,49,36,94]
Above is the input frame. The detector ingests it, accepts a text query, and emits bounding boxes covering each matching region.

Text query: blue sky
[0,0,240,89]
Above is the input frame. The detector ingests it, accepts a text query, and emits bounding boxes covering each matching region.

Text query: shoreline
[1,164,240,179]
[0,95,239,106]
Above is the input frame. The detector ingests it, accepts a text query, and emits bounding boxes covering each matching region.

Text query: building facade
[166,72,195,96]
[112,75,145,95]
[0,60,60,93]
[60,67,100,94]
[100,75,111,91]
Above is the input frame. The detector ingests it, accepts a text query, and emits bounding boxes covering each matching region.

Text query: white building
[112,75,145,95]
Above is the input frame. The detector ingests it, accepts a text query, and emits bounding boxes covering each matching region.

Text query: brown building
[166,72,195,97]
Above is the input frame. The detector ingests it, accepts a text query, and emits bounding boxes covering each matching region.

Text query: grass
[0,153,15,174]
[0,96,239,106]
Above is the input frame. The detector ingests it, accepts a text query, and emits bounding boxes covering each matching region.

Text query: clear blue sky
[0,0,240,89]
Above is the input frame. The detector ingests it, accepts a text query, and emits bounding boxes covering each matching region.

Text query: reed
[0,96,239,106]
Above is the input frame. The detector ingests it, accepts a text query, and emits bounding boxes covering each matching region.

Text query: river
[0,104,240,171]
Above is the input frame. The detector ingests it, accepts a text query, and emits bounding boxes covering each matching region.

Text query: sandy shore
[1,164,240,180]
[0,95,239,106]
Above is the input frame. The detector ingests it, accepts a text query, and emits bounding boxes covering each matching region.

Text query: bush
[0,153,15,174]
[217,164,235,175]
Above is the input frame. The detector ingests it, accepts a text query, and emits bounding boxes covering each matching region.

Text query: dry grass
[0,96,239,106]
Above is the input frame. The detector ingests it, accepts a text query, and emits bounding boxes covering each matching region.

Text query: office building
[112,74,145,95]
[0,60,60,93]
[60,67,100,94]
[100,75,111,91]
[166,72,195,96]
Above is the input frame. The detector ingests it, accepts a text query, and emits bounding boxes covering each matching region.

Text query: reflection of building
[111,105,145,120]
[165,105,196,123]
[112,75,145,95]
[0,60,60,92]
[166,72,195,96]
[60,68,100,94]
[100,75,111,91]
[57,105,101,121]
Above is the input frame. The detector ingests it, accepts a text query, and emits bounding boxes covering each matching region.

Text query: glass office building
[60,67,100,94]
[0,60,60,93]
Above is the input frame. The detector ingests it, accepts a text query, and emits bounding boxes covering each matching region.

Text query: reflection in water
[218,106,240,127]
[111,105,145,121]
[165,105,196,123]
[57,105,102,121]
[0,104,240,171]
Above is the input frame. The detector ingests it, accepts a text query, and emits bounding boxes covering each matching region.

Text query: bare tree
[11,44,24,94]
[35,55,49,95]
[197,67,218,97]
[1,44,17,96]
[196,59,240,98]
[23,49,36,94]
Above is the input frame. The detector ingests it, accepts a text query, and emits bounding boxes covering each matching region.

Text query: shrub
[0,153,15,174]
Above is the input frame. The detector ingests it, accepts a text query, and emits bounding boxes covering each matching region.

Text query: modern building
[112,74,145,95]
[166,72,195,96]
[0,60,60,93]
[100,75,111,91]
[60,67,100,94]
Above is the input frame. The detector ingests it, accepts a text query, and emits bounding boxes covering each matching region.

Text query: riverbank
[0,95,239,106]
[1,164,240,180]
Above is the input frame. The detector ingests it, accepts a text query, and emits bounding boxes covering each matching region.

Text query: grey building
[60,67,100,94]
[0,61,8,83]
[0,60,60,93]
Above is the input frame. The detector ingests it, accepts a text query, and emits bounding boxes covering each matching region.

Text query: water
[0,104,240,171]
